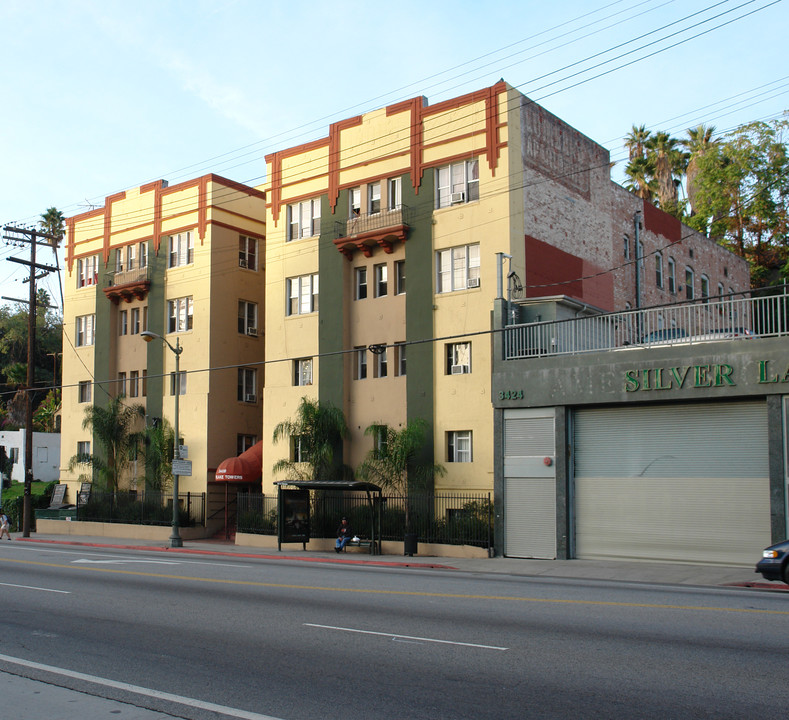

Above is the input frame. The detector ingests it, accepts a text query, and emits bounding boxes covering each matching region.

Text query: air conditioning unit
[239,258,247,268]
[467,277,480,288]
[245,394,256,403]
[246,327,258,337]
[450,191,466,204]
[450,364,467,375]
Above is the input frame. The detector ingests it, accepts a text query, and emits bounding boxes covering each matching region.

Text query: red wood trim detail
[66,218,76,272]
[328,117,363,213]
[103,192,126,266]
[198,175,208,243]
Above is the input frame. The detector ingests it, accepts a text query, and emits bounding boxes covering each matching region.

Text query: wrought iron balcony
[333,205,411,259]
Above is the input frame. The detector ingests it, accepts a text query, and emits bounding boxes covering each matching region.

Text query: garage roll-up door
[574,401,770,565]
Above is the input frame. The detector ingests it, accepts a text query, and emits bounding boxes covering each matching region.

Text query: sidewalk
[10,531,784,591]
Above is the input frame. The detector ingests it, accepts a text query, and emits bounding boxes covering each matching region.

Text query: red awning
[215,441,263,484]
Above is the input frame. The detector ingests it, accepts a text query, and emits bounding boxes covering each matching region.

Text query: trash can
[404,533,417,557]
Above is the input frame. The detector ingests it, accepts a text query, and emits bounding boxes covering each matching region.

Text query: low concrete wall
[36,519,209,541]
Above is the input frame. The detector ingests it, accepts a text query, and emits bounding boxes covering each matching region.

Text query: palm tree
[138,418,175,493]
[39,207,65,246]
[646,131,686,217]
[356,418,445,533]
[682,124,717,216]
[624,124,651,162]
[69,395,146,491]
[624,156,655,201]
[272,397,352,482]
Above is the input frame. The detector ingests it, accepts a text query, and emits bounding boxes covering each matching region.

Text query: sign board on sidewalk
[172,459,192,476]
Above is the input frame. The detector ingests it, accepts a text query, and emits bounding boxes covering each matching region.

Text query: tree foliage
[272,397,352,482]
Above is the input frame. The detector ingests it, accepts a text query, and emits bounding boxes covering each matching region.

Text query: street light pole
[140,330,183,548]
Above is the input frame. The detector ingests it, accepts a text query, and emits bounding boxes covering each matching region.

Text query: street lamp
[140,330,184,548]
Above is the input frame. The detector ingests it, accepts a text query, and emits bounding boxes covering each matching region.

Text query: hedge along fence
[236,492,493,549]
[75,490,205,527]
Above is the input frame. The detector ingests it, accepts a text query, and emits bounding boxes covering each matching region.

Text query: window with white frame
[436,243,480,293]
[368,182,381,214]
[237,368,257,403]
[170,371,186,396]
[685,266,695,299]
[138,241,147,268]
[388,177,402,210]
[115,248,125,273]
[667,257,676,294]
[349,187,361,217]
[126,243,137,271]
[129,370,140,398]
[239,235,258,270]
[117,372,127,396]
[75,314,95,347]
[355,347,367,380]
[655,252,664,289]
[394,342,406,377]
[355,267,368,300]
[167,297,193,333]
[436,159,479,208]
[286,274,318,316]
[238,300,258,335]
[168,231,194,268]
[374,346,387,378]
[78,381,91,403]
[374,263,387,298]
[130,307,143,335]
[294,358,313,386]
[119,310,128,336]
[446,342,471,374]
[237,434,257,455]
[287,199,321,241]
[77,441,91,457]
[291,436,307,463]
[701,274,710,303]
[395,261,405,295]
[77,255,99,288]
[447,430,472,463]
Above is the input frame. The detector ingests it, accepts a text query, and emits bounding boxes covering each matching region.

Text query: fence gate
[503,408,556,559]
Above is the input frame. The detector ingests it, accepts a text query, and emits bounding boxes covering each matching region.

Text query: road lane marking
[72,559,181,565]
[0,652,283,720]
[304,623,508,650]
[0,582,70,594]
[1,556,787,615]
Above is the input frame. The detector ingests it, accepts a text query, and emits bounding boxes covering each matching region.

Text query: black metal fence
[236,491,492,549]
[76,490,205,527]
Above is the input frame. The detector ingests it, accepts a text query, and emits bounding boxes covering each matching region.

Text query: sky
[0,0,786,311]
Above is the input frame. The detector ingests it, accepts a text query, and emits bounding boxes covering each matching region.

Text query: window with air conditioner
[239,235,258,270]
[446,342,471,374]
[238,300,258,335]
[238,368,256,402]
[436,159,479,209]
[436,243,480,293]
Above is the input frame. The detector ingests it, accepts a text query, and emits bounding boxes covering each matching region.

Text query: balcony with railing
[103,266,151,304]
[333,205,411,259]
[503,286,789,360]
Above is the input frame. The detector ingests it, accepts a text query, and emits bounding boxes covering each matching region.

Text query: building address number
[498,389,524,400]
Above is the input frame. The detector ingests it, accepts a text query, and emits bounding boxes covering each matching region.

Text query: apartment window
[349,187,361,217]
[291,436,307,463]
[119,310,128,336]
[115,249,125,273]
[129,370,140,398]
[77,441,91,457]
[388,177,402,210]
[239,235,258,270]
[437,243,480,293]
[168,231,194,268]
[130,307,142,335]
[394,342,406,377]
[374,347,388,378]
[78,381,91,403]
[286,274,319,316]
[368,182,381,214]
[237,368,257,403]
[701,274,710,303]
[447,431,472,463]
[685,267,695,300]
[170,371,186,396]
[436,159,479,208]
[655,252,664,289]
[717,282,724,299]
[237,434,257,455]
[667,257,676,294]
[294,358,313,386]
[623,234,630,259]
[355,347,367,380]
[287,199,321,241]
[126,243,137,271]
[355,267,368,300]
[75,314,96,347]
[446,342,471,374]
[395,261,406,295]
[238,300,258,335]
[139,242,147,268]
[167,297,193,333]
[77,255,99,288]
[374,264,388,298]
[142,369,147,397]
[117,372,127,397]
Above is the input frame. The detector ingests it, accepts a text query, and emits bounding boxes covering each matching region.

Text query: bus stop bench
[342,538,375,553]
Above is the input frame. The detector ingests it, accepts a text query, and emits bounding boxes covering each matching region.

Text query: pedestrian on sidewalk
[335,517,352,553]
[0,509,11,540]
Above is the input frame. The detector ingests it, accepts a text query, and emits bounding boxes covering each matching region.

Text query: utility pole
[2,226,59,537]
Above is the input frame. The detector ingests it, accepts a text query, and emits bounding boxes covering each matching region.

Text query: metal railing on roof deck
[503,286,789,360]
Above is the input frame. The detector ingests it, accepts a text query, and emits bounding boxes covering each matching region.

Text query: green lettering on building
[625,363,737,393]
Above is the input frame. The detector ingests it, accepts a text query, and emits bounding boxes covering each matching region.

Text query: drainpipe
[496,253,513,325]
[634,209,642,340]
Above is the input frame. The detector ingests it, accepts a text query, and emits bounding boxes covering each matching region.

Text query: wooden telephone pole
[2,226,59,536]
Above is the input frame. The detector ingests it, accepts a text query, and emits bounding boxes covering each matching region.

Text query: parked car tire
[783,563,789,586]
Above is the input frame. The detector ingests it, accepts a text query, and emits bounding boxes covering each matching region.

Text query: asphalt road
[0,541,787,720]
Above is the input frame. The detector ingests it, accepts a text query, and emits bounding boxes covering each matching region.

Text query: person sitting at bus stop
[335,517,352,553]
